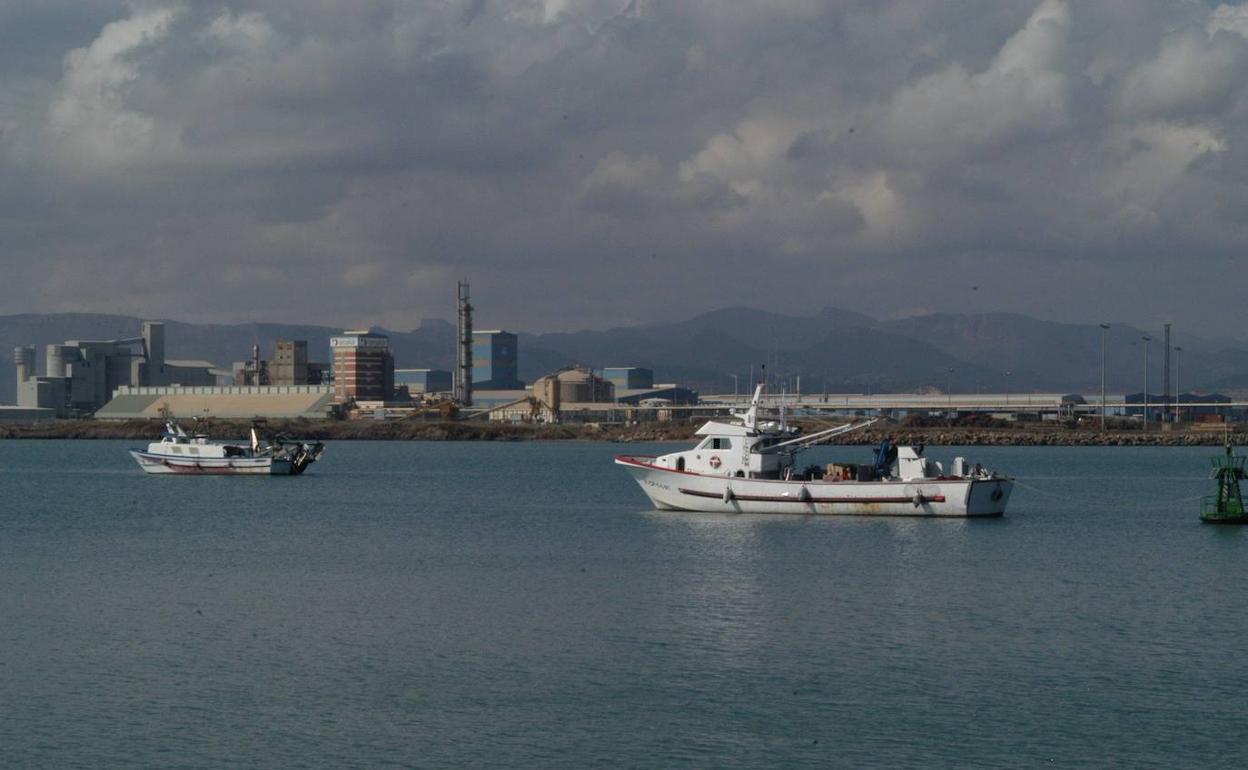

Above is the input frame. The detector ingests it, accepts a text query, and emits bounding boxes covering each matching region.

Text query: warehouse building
[97,384,335,420]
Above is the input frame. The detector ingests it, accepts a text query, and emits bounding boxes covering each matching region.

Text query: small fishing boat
[1201,438,1246,524]
[615,385,1012,517]
[130,421,324,476]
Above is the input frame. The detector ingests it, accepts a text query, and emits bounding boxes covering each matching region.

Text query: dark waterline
[2,441,1245,768]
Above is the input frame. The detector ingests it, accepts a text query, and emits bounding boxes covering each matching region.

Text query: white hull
[616,455,1012,517]
[130,450,295,476]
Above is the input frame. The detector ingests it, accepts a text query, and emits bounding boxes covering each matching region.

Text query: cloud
[46,5,181,168]
[3,0,1248,336]
[1116,28,1247,117]
[1106,121,1226,214]
[200,9,278,56]
[887,0,1073,157]
[1208,4,1248,38]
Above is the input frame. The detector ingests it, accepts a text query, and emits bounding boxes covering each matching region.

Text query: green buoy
[1202,438,1247,524]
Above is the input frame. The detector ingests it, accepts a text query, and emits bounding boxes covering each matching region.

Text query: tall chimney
[455,280,473,407]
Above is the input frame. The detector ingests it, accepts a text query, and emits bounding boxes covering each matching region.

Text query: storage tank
[46,344,72,377]
[538,374,561,414]
[13,346,34,384]
[535,366,614,404]
[561,368,595,403]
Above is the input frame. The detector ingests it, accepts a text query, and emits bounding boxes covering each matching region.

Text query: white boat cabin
[652,419,791,478]
[147,421,265,459]
[647,386,961,482]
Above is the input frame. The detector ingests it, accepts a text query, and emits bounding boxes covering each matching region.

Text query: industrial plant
[0,280,699,424]
[12,322,216,418]
[3,281,1242,427]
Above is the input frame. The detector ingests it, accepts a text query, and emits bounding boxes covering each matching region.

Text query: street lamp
[727,373,739,398]
[1004,370,1012,408]
[1142,334,1152,429]
[946,367,954,416]
[1100,323,1110,431]
[1174,346,1182,424]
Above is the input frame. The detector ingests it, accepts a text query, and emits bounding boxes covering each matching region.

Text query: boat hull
[129,450,295,476]
[615,455,1012,517]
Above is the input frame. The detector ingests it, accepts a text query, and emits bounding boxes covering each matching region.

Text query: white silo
[13,346,34,385]
[46,344,70,378]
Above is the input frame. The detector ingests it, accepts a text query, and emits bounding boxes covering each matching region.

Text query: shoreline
[0,419,1243,446]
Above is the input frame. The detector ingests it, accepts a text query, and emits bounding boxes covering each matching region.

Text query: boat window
[189,446,199,454]
[710,438,733,450]
[171,446,181,453]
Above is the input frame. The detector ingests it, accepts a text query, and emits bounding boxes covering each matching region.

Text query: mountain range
[1,308,1246,405]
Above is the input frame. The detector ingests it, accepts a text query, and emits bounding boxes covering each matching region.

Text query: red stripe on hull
[677,488,947,504]
[161,464,272,475]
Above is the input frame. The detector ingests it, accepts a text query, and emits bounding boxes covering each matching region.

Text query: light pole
[1174,346,1182,424]
[1004,370,1012,409]
[727,373,739,398]
[1142,334,1152,429]
[1100,323,1110,431]
[946,367,954,417]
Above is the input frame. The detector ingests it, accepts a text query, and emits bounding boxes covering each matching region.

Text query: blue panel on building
[472,330,524,389]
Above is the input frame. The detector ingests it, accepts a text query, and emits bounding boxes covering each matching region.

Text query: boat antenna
[737,383,765,430]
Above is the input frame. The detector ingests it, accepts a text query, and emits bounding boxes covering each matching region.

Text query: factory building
[472,330,524,389]
[234,340,326,387]
[532,366,615,409]
[233,345,269,386]
[395,369,453,395]
[331,330,394,402]
[272,340,309,385]
[604,367,654,391]
[14,321,215,415]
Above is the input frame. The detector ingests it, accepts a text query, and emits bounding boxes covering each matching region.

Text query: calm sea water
[1,439,1246,769]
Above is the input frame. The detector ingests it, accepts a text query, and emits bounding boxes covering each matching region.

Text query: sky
[1,0,1247,336]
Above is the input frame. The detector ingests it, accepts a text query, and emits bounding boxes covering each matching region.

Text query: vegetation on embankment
[0,416,1244,445]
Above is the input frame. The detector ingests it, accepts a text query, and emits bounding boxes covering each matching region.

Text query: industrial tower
[454,280,473,406]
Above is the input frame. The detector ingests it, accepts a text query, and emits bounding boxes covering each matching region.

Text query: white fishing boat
[130,421,325,476]
[615,386,1012,517]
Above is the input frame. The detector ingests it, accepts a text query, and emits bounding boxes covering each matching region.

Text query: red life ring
[709,455,722,469]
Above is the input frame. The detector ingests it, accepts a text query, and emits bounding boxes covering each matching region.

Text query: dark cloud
[1,0,1247,336]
